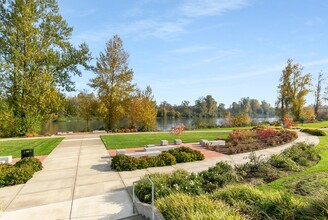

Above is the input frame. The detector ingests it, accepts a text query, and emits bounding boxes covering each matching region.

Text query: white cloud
[180,0,249,17]
[74,19,190,43]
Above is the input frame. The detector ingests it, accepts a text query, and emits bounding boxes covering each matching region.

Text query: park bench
[124,151,161,158]
[0,155,12,164]
[92,130,106,133]
[200,140,225,147]
[144,145,175,152]
[160,140,168,146]
[174,139,182,145]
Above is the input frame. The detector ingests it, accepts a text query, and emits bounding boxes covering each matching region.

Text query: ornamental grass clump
[155,193,244,220]
[211,184,302,220]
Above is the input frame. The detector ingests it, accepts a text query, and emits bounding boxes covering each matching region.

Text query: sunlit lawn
[261,132,328,196]
[0,138,63,158]
[298,120,328,129]
[101,131,231,149]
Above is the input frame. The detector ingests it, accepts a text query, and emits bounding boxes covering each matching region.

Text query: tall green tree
[89,35,134,130]
[277,59,311,121]
[0,0,91,135]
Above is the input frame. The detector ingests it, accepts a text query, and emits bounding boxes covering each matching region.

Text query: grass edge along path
[0,138,64,158]
[260,132,328,193]
[101,131,231,149]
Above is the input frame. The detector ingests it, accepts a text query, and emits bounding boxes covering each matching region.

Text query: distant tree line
[156,96,275,119]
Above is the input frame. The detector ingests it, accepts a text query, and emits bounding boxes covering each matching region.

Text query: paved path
[0,132,320,219]
[0,134,133,220]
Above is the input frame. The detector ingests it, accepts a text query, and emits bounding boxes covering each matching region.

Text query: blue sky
[57,0,328,107]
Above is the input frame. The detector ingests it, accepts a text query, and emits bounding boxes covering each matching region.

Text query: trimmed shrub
[168,147,204,163]
[199,162,242,192]
[0,164,16,187]
[156,193,243,220]
[111,154,138,171]
[15,157,43,172]
[157,152,177,166]
[111,148,201,171]
[301,128,327,136]
[0,158,42,188]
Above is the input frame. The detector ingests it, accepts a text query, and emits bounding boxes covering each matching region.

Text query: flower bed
[207,127,298,154]
[111,147,204,171]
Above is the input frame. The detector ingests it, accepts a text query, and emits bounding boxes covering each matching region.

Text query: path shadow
[91,163,112,172]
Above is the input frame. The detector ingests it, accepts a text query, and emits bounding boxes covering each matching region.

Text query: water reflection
[42,117,278,133]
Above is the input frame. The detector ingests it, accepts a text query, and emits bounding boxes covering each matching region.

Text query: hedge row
[111,147,204,171]
[300,128,327,136]
[0,157,43,188]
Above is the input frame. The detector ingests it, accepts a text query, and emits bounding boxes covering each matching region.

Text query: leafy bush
[300,128,327,136]
[282,142,320,167]
[135,173,171,203]
[156,193,243,220]
[15,157,43,172]
[168,147,204,163]
[0,158,42,187]
[235,152,279,182]
[212,184,302,219]
[111,154,138,171]
[0,164,16,187]
[199,162,242,192]
[268,154,300,171]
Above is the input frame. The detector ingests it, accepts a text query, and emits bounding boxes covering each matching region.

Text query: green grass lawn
[261,131,328,196]
[101,131,231,149]
[298,120,328,129]
[0,138,63,158]
[195,127,253,131]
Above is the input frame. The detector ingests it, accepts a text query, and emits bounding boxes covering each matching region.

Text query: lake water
[42,117,278,133]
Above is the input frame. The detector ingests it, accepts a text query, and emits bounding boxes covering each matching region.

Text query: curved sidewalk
[0,132,319,220]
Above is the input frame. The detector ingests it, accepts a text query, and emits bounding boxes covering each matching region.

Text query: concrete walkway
[0,134,133,220]
[0,132,320,220]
